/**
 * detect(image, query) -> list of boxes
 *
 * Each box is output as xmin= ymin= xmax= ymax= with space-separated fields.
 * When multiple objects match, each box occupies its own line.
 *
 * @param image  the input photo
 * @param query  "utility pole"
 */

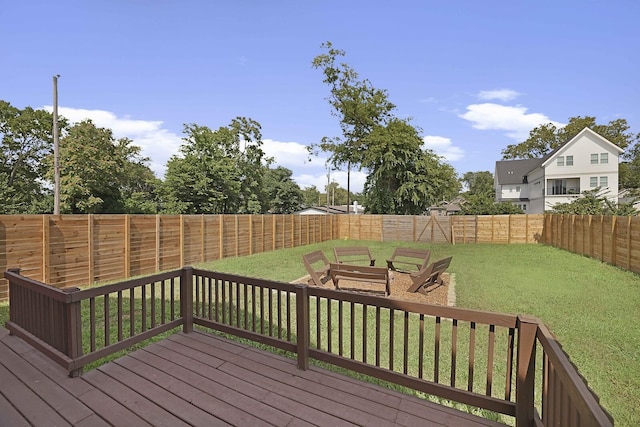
xmin=53 ymin=75 xmax=60 ymax=215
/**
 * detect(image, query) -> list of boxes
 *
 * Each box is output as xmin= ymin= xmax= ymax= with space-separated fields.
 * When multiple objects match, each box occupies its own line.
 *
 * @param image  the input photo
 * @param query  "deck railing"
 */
xmin=4 ymin=267 xmax=613 ymax=426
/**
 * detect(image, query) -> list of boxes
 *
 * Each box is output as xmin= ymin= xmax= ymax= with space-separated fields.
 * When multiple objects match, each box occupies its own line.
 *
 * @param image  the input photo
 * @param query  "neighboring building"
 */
xmin=495 ymin=127 xmax=624 ymax=213
xmin=296 ymin=203 xmax=365 ymax=215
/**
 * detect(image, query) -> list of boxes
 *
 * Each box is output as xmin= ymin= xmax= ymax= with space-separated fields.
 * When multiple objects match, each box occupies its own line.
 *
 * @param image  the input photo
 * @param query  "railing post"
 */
xmin=295 ymin=284 xmax=309 ymax=370
xmin=516 ymin=315 xmax=538 ymax=426
xmin=62 ymin=287 xmax=83 ymax=377
xmin=7 ymin=268 xmax=21 ymax=330
xmin=181 ymin=266 xmax=193 ymax=333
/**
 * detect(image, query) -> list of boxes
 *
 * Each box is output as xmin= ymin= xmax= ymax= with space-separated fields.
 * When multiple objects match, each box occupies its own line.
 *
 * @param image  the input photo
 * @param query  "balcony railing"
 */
xmin=4 ymin=267 xmax=613 ymax=426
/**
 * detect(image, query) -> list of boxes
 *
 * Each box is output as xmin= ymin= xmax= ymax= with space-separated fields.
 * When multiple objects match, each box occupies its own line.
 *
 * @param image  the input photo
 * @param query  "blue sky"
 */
xmin=2 ymin=0 xmax=639 ymax=193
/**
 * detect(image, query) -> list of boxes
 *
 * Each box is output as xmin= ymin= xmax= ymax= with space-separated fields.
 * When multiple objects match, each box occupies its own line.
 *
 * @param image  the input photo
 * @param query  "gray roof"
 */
xmin=495 ymin=158 xmax=543 ymax=185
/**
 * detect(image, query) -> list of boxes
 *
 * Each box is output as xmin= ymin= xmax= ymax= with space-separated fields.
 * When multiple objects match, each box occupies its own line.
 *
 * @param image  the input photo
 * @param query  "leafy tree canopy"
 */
xmin=0 ymin=100 xmax=66 ymax=213
xmin=461 ymin=171 xmax=494 ymax=197
xmin=501 ymin=116 xmax=637 ymax=159
xmin=163 ymin=117 xmax=271 ymax=214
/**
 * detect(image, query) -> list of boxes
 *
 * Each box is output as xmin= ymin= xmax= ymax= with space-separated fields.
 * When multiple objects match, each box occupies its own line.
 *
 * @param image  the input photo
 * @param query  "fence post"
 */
xmin=181 ymin=266 xmax=193 ymax=333
xmin=295 ymin=284 xmax=309 ymax=370
xmin=516 ymin=315 xmax=538 ymax=426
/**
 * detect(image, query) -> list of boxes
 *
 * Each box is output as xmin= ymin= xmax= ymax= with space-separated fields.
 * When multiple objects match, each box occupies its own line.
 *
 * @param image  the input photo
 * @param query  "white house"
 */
xmin=495 ymin=127 xmax=624 ymax=213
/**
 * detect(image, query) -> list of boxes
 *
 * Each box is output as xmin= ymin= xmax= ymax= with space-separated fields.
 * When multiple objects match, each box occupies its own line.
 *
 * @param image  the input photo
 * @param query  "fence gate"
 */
xmin=415 ymin=216 xmax=451 ymax=243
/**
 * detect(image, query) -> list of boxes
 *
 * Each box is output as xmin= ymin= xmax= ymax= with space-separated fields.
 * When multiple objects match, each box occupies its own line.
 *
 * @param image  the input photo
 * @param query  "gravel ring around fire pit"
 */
xmin=292 ymin=271 xmax=455 ymax=306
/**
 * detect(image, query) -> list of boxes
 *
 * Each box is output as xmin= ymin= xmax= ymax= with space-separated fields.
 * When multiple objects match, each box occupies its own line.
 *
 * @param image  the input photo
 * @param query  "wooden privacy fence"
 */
xmin=0 ymin=214 xmax=336 ymax=301
xmin=0 ymin=214 xmax=546 ymax=302
xmin=542 ymin=214 xmax=640 ymax=274
xmin=339 ymin=214 xmax=544 ymax=244
xmin=5 ymin=267 xmax=614 ymax=426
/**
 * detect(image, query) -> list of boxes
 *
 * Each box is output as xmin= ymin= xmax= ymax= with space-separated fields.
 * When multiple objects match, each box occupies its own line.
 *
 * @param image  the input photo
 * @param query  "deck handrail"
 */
xmin=4 ymin=267 xmax=613 ymax=426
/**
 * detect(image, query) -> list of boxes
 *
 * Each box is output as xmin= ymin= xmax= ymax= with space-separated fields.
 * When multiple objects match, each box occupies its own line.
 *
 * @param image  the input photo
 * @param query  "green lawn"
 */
xmin=2 ymin=240 xmax=638 ymax=425
xmin=194 ymin=241 xmax=640 ymax=426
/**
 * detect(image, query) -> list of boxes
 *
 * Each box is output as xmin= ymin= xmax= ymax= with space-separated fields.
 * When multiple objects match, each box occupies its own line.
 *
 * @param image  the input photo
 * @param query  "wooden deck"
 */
xmin=0 ymin=327 xmax=506 ymax=427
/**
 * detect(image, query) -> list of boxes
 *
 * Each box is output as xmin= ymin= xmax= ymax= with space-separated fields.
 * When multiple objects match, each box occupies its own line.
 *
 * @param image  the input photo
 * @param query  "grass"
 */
xmin=195 ymin=240 xmax=640 ymax=426
xmin=2 ymin=240 xmax=638 ymax=425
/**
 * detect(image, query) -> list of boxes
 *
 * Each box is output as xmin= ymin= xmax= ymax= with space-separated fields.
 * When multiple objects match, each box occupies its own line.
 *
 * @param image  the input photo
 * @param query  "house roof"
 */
xmin=495 ymin=158 xmax=543 ymax=185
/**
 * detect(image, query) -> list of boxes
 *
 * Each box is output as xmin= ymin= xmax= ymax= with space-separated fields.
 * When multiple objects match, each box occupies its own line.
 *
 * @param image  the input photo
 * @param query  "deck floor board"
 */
xmin=0 ymin=327 xmax=507 ymax=426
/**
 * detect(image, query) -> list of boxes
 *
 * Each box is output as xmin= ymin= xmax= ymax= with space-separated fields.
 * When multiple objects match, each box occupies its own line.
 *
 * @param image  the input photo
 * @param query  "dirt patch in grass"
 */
xmin=293 ymin=272 xmax=452 ymax=306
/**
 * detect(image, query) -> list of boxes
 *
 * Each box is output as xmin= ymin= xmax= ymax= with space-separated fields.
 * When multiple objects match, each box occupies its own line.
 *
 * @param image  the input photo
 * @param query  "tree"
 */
xmin=551 ymin=188 xmax=637 ymax=216
xmin=163 ymin=117 xmax=270 ymax=214
xmin=461 ymin=171 xmax=494 ymax=198
xmin=361 ymin=118 xmax=460 ymax=214
xmin=53 ymin=120 xmax=148 ymax=213
xmin=301 ymin=186 xmax=321 ymax=207
xmin=261 ymin=167 xmax=303 ymax=214
xmin=0 ymin=101 xmax=65 ymax=213
xmin=460 ymin=196 xmax=523 ymax=215
xmin=502 ymin=117 xmax=637 ymax=160
xmin=311 ymin=42 xmax=395 ymax=207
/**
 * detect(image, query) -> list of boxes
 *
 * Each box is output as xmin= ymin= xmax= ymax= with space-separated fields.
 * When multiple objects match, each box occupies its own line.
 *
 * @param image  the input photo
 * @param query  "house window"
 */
xmin=566 ymin=155 xmax=573 ymax=166
xmin=557 ymin=156 xmax=564 ymax=166
xmin=515 ymin=185 xmax=521 ymax=192
xmin=600 ymin=153 xmax=608 ymax=164
xmin=590 ymin=177 xmax=598 ymax=187
xmin=591 ymin=154 xmax=599 ymax=164
xmin=522 ymin=204 xmax=527 ymax=211
xmin=600 ymin=176 xmax=608 ymax=187
xmin=551 ymin=179 xmax=567 ymax=195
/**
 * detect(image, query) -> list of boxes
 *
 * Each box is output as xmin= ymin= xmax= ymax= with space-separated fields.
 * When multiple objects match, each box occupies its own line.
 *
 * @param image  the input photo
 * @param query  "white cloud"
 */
xmin=44 ymin=106 xmax=182 ymax=178
xmin=422 ymin=135 xmax=465 ymax=162
xmin=477 ymin=89 xmax=521 ymax=102
xmin=459 ymin=103 xmax=563 ymax=141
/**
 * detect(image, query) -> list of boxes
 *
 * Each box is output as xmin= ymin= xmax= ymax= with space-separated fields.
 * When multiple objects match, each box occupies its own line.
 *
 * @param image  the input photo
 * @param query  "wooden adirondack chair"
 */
xmin=333 ymin=246 xmax=375 ymax=266
xmin=386 ymin=247 xmax=431 ymax=273
xmin=302 ymin=250 xmax=331 ymax=286
xmin=406 ymin=256 xmax=452 ymax=294
xmin=329 ymin=263 xmax=391 ymax=296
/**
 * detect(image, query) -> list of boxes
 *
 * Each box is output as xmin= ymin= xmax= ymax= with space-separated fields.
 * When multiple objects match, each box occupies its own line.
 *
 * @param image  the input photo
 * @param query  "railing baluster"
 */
xmin=362 ymin=304 xmax=367 ymax=364
xmin=268 ymin=285 xmax=273 ymax=336
xmin=403 ymin=311 xmax=409 ymax=375
xmin=251 ymin=284 xmax=256 ymax=332
xmin=117 ymin=291 xmax=123 ymax=342
xmin=338 ymin=300 xmax=343 ymax=356
xmin=315 ymin=295 xmax=320 ymax=349
xmin=277 ymin=287 xmax=282 ymax=339
xmin=327 ymin=298 xmax=332 ymax=353
xmin=468 ymin=321 xmax=476 ymax=392
xmin=389 ymin=308 xmax=394 ymax=371
xmin=141 ymin=285 xmax=147 ymax=332
xmin=104 ymin=294 xmax=110 ymax=347
xmin=486 ymin=324 xmax=495 ymax=396
xmin=207 ymin=277 xmax=213 ymax=320
xmin=229 ymin=280 xmax=234 ymax=326
xmin=235 ymin=281 xmax=241 ymax=328
xmin=350 ymin=301 xmax=355 ymax=359
xmin=434 ymin=316 xmax=441 ymax=383
xmin=244 ymin=283 xmax=249 ymax=330
xmin=129 ymin=287 xmax=135 ymax=337
xmin=418 ymin=314 xmax=424 ymax=379
xmin=150 ymin=282 xmax=156 ymax=329
xmin=375 ymin=306 xmax=381 ymax=367
xmin=215 ymin=279 xmax=220 ymax=323
xmin=505 ymin=327 xmax=515 ymax=400
xmin=90 ymin=297 xmax=96 ymax=352
xmin=170 ymin=278 xmax=175 ymax=321
xmin=161 ymin=280 xmax=166 ymax=324
xmin=194 ymin=276 xmax=200 ymax=318
xmin=451 ymin=319 xmax=458 ymax=387
xmin=286 ymin=290 xmax=291 ymax=341
xmin=221 ymin=279 xmax=227 ymax=324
